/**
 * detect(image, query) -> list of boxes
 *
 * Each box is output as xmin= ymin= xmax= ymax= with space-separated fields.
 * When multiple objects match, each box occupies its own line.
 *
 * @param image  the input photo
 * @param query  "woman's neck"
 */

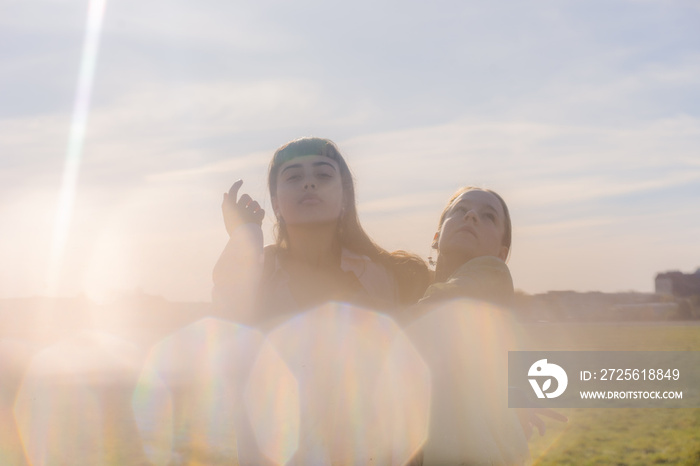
xmin=434 ymin=252 xmax=473 ymax=283
xmin=284 ymin=222 xmax=340 ymax=268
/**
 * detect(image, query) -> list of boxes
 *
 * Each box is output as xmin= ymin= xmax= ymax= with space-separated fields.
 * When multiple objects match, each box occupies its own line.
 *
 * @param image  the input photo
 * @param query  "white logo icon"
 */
xmin=528 ymin=359 xmax=568 ymax=399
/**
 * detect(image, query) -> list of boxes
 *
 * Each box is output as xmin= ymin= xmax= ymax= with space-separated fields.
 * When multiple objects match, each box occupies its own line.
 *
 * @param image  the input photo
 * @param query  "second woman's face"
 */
xmin=273 ymin=155 xmax=344 ymax=225
xmin=437 ymin=189 xmax=509 ymax=262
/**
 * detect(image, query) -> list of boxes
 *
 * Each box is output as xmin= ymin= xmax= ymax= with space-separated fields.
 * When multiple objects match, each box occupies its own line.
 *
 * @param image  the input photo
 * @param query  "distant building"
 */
xmin=655 ymin=268 xmax=700 ymax=297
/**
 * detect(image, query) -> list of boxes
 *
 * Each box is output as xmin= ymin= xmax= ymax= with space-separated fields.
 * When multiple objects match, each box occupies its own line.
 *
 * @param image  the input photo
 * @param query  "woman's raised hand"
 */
xmin=222 ymin=180 xmax=265 ymax=235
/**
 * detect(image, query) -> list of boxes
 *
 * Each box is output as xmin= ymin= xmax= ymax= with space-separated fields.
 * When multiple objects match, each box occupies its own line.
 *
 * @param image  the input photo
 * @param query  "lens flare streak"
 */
xmin=48 ymin=0 xmax=107 ymax=294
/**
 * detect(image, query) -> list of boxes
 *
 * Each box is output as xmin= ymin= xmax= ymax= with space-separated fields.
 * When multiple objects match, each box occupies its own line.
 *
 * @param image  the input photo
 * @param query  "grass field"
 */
xmin=518 ymin=322 xmax=700 ymax=465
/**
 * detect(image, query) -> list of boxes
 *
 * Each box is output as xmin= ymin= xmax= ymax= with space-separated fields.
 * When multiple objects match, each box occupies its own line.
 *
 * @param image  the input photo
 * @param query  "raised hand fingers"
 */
xmin=546 ymin=409 xmax=568 ymax=422
xmin=222 ymin=184 xmax=265 ymax=233
xmin=222 ymin=179 xmax=265 ymax=234
xmin=241 ymin=198 xmax=265 ymax=225
xmin=527 ymin=408 xmax=568 ymax=438
xmin=228 ymin=179 xmax=243 ymax=201
xmin=516 ymin=408 xmax=533 ymax=440
xmin=248 ymin=200 xmax=262 ymax=213
xmin=532 ymin=413 xmax=546 ymax=436
xmin=535 ymin=408 xmax=568 ymax=423
xmin=255 ymin=208 xmax=265 ymax=223
xmin=238 ymin=193 xmax=253 ymax=208
xmin=251 ymin=204 xmax=265 ymax=224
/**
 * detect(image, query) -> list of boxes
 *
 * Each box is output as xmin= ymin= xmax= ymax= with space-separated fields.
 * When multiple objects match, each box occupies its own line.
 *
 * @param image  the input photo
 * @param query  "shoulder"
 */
xmin=422 ymin=256 xmax=514 ymax=306
xmin=452 ymin=256 xmax=512 ymax=282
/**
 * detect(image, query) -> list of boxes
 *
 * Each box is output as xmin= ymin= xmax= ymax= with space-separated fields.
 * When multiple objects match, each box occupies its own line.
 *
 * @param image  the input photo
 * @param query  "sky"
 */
xmin=1 ymin=0 xmax=699 ymax=302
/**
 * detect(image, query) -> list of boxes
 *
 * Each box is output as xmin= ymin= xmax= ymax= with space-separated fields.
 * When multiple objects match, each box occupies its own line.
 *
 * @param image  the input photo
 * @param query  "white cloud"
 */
xmin=87 ymin=79 xmax=324 ymax=140
xmin=510 ymin=170 xmax=700 ymax=208
xmin=358 ymin=191 xmax=448 ymax=215
xmin=146 ymin=150 xmax=269 ymax=182
xmin=102 ymin=0 xmax=299 ymax=52
xmin=343 ymin=116 xmax=700 ymax=197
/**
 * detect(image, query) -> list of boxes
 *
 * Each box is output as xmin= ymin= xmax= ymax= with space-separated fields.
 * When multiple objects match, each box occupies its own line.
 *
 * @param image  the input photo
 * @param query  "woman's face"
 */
xmin=273 ymin=155 xmax=344 ymax=225
xmin=437 ymin=189 xmax=509 ymax=262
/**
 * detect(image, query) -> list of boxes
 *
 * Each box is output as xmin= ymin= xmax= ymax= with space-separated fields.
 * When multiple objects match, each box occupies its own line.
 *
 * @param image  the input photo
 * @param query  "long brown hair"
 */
xmin=268 ymin=137 xmax=430 ymax=305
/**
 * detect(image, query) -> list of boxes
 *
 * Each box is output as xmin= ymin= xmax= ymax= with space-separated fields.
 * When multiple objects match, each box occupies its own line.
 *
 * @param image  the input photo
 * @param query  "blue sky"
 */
xmin=1 ymin=0 xmax=699 ymax=301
